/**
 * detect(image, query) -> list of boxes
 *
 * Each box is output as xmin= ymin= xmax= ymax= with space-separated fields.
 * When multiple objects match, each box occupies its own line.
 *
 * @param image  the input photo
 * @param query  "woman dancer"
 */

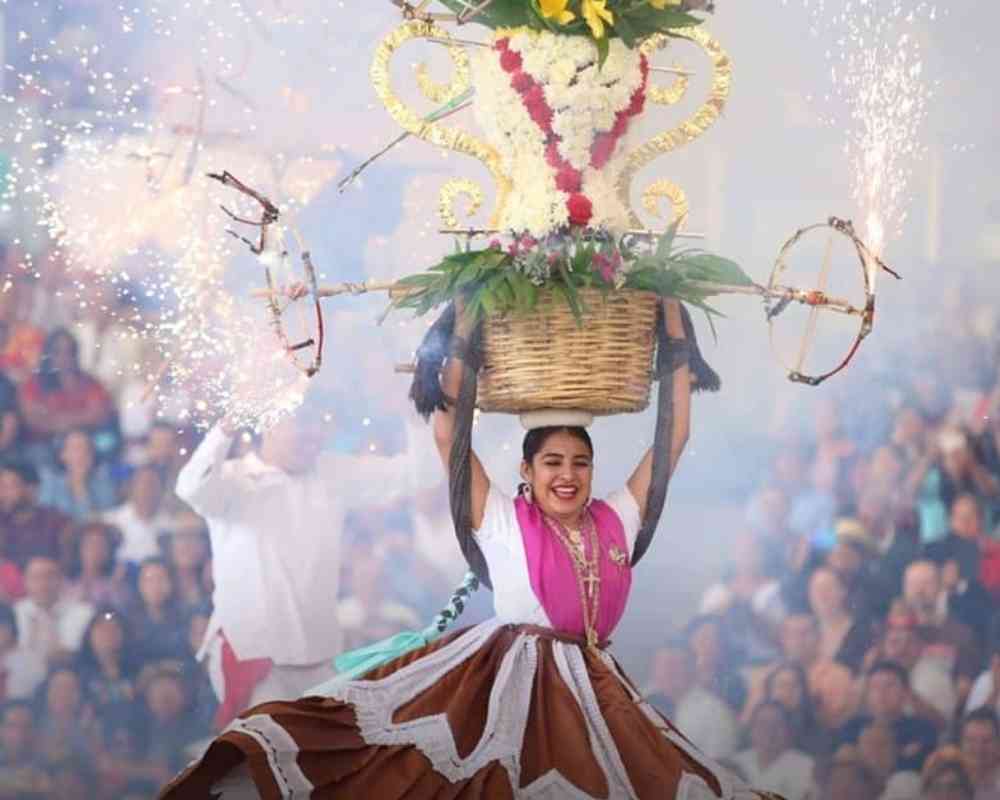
xmin=161 ymin=299 xmax=781 ymax=800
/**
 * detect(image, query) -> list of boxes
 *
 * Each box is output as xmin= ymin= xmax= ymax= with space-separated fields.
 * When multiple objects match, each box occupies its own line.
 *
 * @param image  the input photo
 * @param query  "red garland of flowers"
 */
xmin=495 ymin=38 xmax=648 ymax=228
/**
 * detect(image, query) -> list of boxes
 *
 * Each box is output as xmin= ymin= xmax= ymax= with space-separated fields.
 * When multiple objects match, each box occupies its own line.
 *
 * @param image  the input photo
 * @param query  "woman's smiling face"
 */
xmin=522 ymin=430 xmax=594 ymax=524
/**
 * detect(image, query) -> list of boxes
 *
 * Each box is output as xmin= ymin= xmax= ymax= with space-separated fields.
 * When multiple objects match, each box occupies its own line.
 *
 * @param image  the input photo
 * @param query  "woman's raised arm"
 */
xmin=626 ymin=299 xmax=692 ymax=520
xmin=433 ymin=303 xmax=491 ymax=530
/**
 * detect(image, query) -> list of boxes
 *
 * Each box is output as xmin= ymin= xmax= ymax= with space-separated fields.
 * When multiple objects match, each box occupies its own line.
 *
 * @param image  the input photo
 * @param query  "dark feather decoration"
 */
xmin=680 ymin=303 xmax=721 ymax=393
xmin=409 ymin=302 xmax=457 ymax=420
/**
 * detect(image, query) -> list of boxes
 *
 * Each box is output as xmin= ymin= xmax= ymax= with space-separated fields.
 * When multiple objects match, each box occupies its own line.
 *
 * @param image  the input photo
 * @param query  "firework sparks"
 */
xmin=788 ymin=0 xmax=935 ymax=290
xmin=0 ymin=1 xmax=341 ymax=431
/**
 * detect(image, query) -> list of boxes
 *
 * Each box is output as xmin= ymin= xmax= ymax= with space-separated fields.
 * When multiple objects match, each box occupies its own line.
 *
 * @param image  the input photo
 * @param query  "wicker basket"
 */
xmin=477 ymin=289 xmax=659 ymax=415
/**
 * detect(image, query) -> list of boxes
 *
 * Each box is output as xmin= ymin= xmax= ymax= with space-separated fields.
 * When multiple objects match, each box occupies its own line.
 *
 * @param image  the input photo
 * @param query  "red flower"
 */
xmin=500 ymin=48 xmax=523 ymax=73
xmin=555 ymin=165 xmax=582 ymax=193
xmin=593 ymin=253 xmax=616 ymax=283
xmin=612 ymin=110 xmax=629 ymax=138
xmin=545 ymin=141 xmax=562 ymax=168
xmin=522 ymin=86 xmax=553 ymax=133
xmin=567 ymin=194 xmax=593 ymax=226
xmin=511 ymin=72 xmax=535 ymax=94
xmin=627 ymin=87 xmax=646 ymax=117
xmin=639 ymin=55 xmax=649 ymax=77
xmin=590 ymin=132 xmax=617 ymax=169
xmin=522 ymin=83 xmax=545 ymax=109
xmin=494 ymin=38 xmax=510 ymax=52
xmin=593 ymin=250 xmax=623 ymax=283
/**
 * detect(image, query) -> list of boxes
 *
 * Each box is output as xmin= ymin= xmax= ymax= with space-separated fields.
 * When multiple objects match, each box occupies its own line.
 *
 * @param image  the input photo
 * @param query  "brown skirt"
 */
xmin=160 ymin=621 xmax=782 ymax=800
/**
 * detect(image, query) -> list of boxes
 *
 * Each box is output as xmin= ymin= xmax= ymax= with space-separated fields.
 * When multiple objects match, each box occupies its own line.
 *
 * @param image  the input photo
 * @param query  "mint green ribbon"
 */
xmin=332 ymin=624 xmax=440 ymax=681
xmin=305 ymin=573 xmax=480 ymax=697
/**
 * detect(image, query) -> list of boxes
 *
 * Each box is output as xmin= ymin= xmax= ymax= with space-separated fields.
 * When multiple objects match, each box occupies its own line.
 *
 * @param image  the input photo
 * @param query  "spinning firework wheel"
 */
xmin=766 ymin=216 xmax=900 ymax=387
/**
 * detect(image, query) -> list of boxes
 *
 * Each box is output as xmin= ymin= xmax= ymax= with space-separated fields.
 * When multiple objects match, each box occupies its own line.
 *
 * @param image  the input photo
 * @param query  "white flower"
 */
xmin=549 ymin=58 xmax=577 ymax=88
xmin=471 ymin=30 xmax=645 ymax=238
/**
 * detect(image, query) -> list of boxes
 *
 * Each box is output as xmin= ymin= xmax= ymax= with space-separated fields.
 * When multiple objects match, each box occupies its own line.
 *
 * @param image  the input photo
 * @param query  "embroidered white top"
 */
xmin=472 ymin=485 xmax=641 ymax=627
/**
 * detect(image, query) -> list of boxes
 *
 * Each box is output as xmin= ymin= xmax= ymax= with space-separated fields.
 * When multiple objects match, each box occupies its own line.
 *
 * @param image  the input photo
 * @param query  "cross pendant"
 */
xmin=582 ymin=570 xmax=599 ymax=598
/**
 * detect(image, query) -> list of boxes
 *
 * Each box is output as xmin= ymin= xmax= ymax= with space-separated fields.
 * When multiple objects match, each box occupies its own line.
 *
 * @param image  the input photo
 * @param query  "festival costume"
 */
xmin=161 ymin=487 xmax=775 ymax=800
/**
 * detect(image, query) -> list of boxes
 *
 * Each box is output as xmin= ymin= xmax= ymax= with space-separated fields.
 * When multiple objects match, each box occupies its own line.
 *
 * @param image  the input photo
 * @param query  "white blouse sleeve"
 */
xmin=473 ymin=484 xmax=519 ymax=545
xmin=605 ymin=487 xmax=642 ymax=557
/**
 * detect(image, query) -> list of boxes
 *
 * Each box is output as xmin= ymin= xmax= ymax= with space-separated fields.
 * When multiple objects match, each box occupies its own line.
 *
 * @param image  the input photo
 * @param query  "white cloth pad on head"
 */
xmin=519 ymin=410 xmax=595 ymax=430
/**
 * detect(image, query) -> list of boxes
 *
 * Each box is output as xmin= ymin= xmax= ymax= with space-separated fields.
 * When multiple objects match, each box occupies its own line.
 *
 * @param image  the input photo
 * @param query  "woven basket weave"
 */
xmin=477 ymin=288 xmax=659 ymax=415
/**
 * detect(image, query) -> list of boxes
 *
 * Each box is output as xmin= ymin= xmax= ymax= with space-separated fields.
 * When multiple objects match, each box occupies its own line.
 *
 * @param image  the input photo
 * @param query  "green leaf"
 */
xmin=496 ymin=276 xmax=516 ymax=310
xmin=677 ymin=254 xmax=754 ymax=287
xmin=615 ymin=15 xmax=639 ymax=48
xmin=505 ymin=272 xmax=531 ymax=313
xmin=552 ymin=283 xmax=583 ymax=324
xmin=480 ymin=287 xmax=497 ymax=316
xmin=557 ymin=264 xmax=587 ymax=321
xmin=393 ymin=273 xmax=437 ymax=287
xmin=617 ymin=6 xmax=702 ymax=40
xmin=465 ymin=290 xmax=484 ymax=322
xmin=595 ymin=35 xmax=610 ymax=69
xmin=702 ymin=308 xmax=719 ymax=342
xmin=435 ymin=0 xmax=535 ymax=28
xmin=655 ymin=217 xmax=682 ymax=260
xmin=453 ymin=261 xmax=482 ymax=288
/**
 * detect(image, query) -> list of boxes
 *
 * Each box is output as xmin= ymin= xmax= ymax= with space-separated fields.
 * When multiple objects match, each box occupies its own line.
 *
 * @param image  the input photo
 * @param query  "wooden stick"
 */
xmin=425 ymin=36 xmax=489 ymax=48
xmin=651 ymin=66 xmax=695 ymax=77
xmin=252 ymin=278 xmax=863 ymax=317
xmin=455 ymin=0 xmax=496 ymax=24
xmin=337 ymin=99 xmax=472 ymax=193
xmin=250 ymin=279 xmax=400 ymax=300
xmin=687 ymin=281 xmax=865 ymax=317
xmin=390 ymin=0 xmax=456 ymax=21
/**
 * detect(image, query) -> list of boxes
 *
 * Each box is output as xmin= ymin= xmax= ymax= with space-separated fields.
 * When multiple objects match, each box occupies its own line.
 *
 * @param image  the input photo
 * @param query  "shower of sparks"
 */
xmin=788 ymin=0 xmax=936 ymax=291
xmin=0 ymin=1 xmax=341 ymax=431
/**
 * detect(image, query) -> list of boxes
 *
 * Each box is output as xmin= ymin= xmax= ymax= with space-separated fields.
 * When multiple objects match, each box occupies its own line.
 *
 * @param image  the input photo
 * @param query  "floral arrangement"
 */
xmin=473 ymin=29 xmax=646 ymax=236
xmin=385 ymin=0 xmax=742 ymax=326
xmin=391 ymin=223 xmax=752 ymax=325
xmin=437 ymin=0 xmax=710 ymax=57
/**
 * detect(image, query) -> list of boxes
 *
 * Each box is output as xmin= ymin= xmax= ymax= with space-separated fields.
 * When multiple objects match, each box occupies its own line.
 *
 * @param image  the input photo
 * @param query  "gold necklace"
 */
xmin=546 ymin=512 xmax=601 ymax=650
xmin=565 ymin=524 xmax=583 ymax=548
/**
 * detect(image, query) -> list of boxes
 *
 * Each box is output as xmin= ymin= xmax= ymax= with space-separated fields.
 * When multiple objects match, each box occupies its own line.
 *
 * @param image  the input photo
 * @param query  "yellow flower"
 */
xmin=581 ymin=0 xmax=614 ymax=39
xmin=539 ymin=0 xmax=576 ymax=24
xmin=649 ymin=0 xmax=683 ymax=7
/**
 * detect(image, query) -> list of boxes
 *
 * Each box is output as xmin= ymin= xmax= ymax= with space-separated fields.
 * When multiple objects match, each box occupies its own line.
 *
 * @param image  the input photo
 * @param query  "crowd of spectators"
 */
xmin=641 ymin=276 xmax=1000 ymax=799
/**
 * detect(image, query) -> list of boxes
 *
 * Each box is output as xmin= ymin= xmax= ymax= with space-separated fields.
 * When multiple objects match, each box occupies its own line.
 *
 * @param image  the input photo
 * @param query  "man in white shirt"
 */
xmin=12 ymin=557 xmax=94 ymax=665
xmin=177 ymin=404 xmax=435 ymax=724
xmin=102 ymin=465 xmax=173 ymax=567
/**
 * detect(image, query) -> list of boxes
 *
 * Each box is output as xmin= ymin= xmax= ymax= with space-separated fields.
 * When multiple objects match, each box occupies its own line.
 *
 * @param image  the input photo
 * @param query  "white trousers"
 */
xmin=247 ymin=660 xmax=337 ymax=706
